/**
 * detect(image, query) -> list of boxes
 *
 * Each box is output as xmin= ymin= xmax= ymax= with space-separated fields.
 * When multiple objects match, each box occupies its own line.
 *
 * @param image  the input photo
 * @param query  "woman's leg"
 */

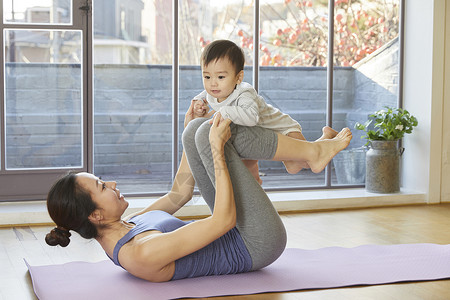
xmin=195 ymin=122 xmax=286 ymax=271
xmin=181 ymin=118 xmax=216 ymax=211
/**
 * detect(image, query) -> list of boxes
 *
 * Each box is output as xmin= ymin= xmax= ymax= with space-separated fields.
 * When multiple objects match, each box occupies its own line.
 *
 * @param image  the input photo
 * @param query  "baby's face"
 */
xmin=202 ymin=58 xmax=242 ymax=102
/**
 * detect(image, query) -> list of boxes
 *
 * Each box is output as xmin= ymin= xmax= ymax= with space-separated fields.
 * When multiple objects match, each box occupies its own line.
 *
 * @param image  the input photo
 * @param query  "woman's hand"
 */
xmin=209 ymin=113 xmax=232 ymax=150
xmin=184 ymin=100 xmax=197 ymax=128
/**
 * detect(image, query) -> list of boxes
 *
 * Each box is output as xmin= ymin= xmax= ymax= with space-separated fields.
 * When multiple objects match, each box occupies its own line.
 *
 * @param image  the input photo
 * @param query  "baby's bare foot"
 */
xmin=317 ymin=126 xmax=338 ymax=141
xmin=308 ymin=128 xmax=352 ymax=173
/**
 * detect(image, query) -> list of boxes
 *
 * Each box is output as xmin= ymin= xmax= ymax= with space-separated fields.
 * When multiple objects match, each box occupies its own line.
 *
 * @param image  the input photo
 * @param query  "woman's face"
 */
xmin=76 ymin=172 xmax=129 ymax=221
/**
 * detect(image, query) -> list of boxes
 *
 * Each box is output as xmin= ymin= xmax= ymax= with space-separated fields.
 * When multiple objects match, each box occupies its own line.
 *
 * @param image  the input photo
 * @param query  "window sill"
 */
xmin=171 ymin=188 xmax=427 ymax=217
xmin=0 ymin=188 xmax=427 ymax=226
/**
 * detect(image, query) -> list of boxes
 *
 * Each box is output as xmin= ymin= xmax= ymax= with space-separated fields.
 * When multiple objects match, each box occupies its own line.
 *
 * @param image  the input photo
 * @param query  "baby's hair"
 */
xmin=201 ymin=40 xmax=245 ymax=75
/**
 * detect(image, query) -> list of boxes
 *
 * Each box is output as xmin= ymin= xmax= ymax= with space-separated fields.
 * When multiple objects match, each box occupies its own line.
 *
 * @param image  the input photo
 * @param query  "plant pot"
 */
xmin=365 ymin=140 xmax=404 ymax=193
xmin=333 ymin=147 xmax=366 ymax=184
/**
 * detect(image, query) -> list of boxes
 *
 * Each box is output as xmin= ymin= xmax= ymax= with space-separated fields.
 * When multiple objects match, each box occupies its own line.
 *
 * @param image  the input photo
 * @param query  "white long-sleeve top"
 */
xmin=193 ymin=82 xmax=301 ymax=135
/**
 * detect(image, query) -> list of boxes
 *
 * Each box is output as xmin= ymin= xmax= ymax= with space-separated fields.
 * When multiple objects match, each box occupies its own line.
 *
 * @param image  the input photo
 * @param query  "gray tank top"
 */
xmin=109 ymin=210 xmax=252 ymax=280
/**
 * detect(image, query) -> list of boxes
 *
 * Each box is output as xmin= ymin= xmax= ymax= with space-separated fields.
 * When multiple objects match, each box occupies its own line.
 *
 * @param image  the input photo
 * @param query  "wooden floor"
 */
xmin=2 ymin=204 xmax=450 ymax=299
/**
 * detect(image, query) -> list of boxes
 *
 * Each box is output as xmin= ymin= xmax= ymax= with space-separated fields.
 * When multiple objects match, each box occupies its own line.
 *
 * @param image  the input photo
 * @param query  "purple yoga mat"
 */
xmin=27 ymin=244 xmax=450 ymax=300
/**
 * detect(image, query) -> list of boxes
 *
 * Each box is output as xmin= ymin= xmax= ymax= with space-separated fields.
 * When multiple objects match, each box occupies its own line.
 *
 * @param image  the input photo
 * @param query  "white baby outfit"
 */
xmin=194 ymin=82 xmax=301 ymax=135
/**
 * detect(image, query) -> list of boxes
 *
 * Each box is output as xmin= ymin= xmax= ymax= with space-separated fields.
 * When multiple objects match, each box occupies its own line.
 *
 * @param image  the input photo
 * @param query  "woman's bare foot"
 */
xmin=307 ymin=128 xmax=352 ymax=173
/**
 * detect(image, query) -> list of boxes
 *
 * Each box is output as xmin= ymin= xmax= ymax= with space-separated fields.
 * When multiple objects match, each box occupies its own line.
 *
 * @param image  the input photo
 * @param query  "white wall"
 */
xmin=442 ymin=1 xmax=450 ymax=202
xmin=402 ymin=0 xmax=446 ymax=203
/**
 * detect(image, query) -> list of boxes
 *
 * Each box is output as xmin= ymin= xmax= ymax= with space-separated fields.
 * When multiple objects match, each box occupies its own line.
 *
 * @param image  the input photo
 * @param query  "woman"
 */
xmin=46 ymin=101 xmax=351 ymax=282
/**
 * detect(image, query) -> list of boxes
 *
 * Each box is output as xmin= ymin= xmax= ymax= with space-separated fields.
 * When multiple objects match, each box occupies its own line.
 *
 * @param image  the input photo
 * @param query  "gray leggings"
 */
xmin=182 ymin=118 xmax=287 ymax=271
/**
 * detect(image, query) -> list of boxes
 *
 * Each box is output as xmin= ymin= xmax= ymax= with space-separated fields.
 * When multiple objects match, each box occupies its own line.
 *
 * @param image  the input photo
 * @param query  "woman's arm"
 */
xmin=124 ymin=100 xmax=204 ymax=220
xmin=207 ymin=115 xmax=236 ymax=226
xmin=123 ymin=151 xmax=195 ymax=220
xmin=122 ymin=114 xmax=236 ymax=282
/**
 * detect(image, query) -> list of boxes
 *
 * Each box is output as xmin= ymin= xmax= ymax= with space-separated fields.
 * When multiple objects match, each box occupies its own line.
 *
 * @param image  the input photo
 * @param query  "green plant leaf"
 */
xmin=354 ymin=106 xmax=418 ymax=141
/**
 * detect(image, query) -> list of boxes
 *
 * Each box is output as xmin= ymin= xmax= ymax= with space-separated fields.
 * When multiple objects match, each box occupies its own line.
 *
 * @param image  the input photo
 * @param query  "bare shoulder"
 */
xmin=118 ymin=232 xmax=176 ymax=282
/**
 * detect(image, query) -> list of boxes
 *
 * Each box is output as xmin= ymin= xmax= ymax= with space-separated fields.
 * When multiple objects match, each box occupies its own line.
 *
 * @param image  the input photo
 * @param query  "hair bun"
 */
xmin=45 ymin=226 xmax=71 ymax=247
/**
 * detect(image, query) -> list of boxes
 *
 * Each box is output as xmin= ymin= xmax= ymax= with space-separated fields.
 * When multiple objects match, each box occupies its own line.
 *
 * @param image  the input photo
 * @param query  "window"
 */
xmin=3 ymin=0 xmax=73 ymax=25
xmin=0 ymin=0 xmax=87 ymax=201
xmin=259 ymin=0 xmax=330 ymax=188
xmin=92 ymin=0 xmax=168 ymax=195
xmin=5 ymin=29 xmax=83 ymax=170
xmin=0 ymin=0 xmax=402 ymax=201
xmin=332 ymin=0 xmax=400 ymax=186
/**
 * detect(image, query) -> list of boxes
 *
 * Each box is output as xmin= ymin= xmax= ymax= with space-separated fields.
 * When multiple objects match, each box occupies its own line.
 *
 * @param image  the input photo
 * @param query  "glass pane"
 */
xmin=259 ymin=0 xmax=328 ymax=188
xmin=332 ymin=0 xmax=400 ymax=186
xmin=93 ymin=0 xmax=173 ymax=194
xmin=3 ymin=0 xmax=72 ymax=25
xmin=179 ymin=0 xmax=254 ymax=66
xmin=178 ymin=0 xmax=255 ymax=119
xmin=4 ymin=29 xmax=83 ymax=169
xmin=178 ymin=0 xmax=254 ymax=186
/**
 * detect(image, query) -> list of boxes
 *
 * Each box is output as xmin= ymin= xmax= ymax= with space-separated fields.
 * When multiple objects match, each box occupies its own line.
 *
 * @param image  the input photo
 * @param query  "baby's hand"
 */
xmin=193 ymin=99 xmax=209 ymax=117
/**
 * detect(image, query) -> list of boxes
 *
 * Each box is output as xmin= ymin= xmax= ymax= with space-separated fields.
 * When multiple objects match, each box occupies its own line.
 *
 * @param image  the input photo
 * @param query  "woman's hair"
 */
xmin=200 ymin=39 xmax=245 ymax=75
xmin=45 ymin=173 xmax=99 ymax=247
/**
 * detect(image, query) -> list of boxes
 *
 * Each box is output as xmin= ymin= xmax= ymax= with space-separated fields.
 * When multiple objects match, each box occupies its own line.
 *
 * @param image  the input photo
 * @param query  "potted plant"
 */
xmin=355 ymin=107 xmax=418 ymax=193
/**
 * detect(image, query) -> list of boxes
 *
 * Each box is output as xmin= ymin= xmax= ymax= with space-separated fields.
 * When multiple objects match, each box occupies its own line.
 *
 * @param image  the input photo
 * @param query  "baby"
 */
xmin=192 ymin=39 xmax=343 ymax=184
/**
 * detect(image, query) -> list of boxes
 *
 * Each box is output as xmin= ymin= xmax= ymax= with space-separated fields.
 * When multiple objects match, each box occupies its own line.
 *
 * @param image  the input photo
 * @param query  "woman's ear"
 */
xmin=88 ymin=209 xmax=103 ymax=224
